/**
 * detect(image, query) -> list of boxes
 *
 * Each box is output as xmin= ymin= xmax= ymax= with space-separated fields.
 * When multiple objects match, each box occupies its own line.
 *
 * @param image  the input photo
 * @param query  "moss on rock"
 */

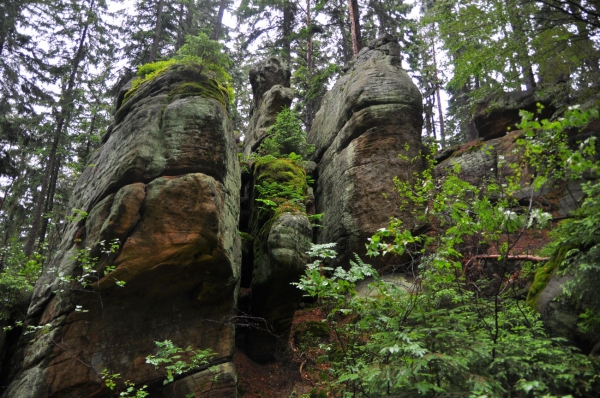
xmin=293 ymin=321 xmax=330 ymax=348
xmin=121 ymin=61 xmax=231 ymax=108
xmin=526 ymin=245 xmax=573 ymax=310
xmin=250 ymin=157 xmax=308 ymax=267
xmin=168 ymin=80 xmax=230 ymax=108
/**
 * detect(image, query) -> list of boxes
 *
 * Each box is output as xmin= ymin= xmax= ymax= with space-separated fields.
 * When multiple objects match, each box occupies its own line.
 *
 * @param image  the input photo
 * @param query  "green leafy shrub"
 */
xmin=258 ymin=108 xmax=315 ymax=159
xmin=0 ymin=240 xmax=42 ymax=322
xmin=295 ymin=244 xmax=599 ymax=397
xmin=146 ymin=340 xmax=216 ymax=385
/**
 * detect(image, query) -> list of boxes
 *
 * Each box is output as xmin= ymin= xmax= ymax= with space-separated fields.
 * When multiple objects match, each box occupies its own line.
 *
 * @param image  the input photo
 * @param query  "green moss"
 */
xmin=168 ymin=80 xmax=229 ymax=108
xmin=250 ymin=157 xmax=308 ymax=264
xmin=123 ymin=59 xmax=177 ymax=104
xmin=526 ymin=245 xmax=573 ymax=310
xmin=121 ymin=60 xmax=231 ymax=108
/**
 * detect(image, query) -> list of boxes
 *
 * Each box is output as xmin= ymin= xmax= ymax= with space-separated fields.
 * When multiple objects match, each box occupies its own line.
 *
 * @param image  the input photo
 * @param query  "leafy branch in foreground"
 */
xmin=146 ymin=340 xmax=216 ymax=385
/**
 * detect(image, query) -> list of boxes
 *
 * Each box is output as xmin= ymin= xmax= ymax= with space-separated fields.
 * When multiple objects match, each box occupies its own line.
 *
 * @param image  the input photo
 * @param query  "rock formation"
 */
xmin=2 ymin=64 xmax=241 ymax=397
xmin=307 ymin=34 xmax=423 ymax=269
xmin=472 ymin=89 xmax=555 ymax=141
xmin=242 ymin=57 xmax=294 ymax=155
xmin=0 ymin=36 xmax=459 ymax=395
xmin=436 ymin=117 xmax=600 ymax=355
xmin=237 ymin=59 xmax=312 ymax=362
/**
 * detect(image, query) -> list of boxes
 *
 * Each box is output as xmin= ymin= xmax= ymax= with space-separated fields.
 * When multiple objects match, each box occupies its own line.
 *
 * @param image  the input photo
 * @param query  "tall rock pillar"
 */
xmin=307 ymin=34 xmax=423 ymax=268
xmin=2 ymin=64 xmax=241 ymax=397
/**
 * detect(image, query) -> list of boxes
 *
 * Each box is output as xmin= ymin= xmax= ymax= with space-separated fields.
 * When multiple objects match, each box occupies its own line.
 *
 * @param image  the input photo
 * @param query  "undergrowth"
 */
xmin=292 ymin=105 xmax=600 ymax=397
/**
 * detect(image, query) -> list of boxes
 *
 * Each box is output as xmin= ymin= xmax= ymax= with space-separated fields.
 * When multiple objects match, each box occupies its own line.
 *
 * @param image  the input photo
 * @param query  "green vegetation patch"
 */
xmin=294 ymin=320 xmax=331 ymax=348
xmin=251 ymin=156 xmax=308 ymax=262
xmin=123 ymin=59 xmax=176 ymax=104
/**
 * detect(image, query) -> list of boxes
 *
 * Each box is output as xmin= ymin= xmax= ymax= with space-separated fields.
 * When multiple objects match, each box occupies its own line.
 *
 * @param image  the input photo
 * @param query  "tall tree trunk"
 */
xmin=373 ymin=0 xmax=389 ymax=35
xmin=424 ymin=98 xmax=434 ymax=140
xmin=335 ymin=5 xmax=353 ymax=63
xmin=568 ymin=0 xmax=600 ymax=82
xmin=149 ymin=0 xmax=165 ymax=63
xmin=282 ymin=0 xmax=293 ymax=63
xmin=24 ymin=1 xmax=93 ymax=257
xmin=305 ymin=0 xmax=315 ymax=131
xmin=432 ymin=40 xmax=446 ymax=147
xmin=212 ymin=0 xmax=228 ymax=40
xmin=175 ymin=0 xmax=187 ymax=50
xmin=348 ymin=0 xmax=361 ymax=56
xmin=37 ymin=157 xmax=60 ymax=252
xmin=506 ymin=0 xmax=537 ymax=89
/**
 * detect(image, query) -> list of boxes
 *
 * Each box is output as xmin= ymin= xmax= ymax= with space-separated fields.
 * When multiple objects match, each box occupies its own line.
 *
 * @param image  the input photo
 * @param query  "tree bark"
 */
xmin=348 ymin=0 xmax=362 ymax=56
xmin=432 ymin=40 xmax=446 ymax=147
xmin=148 ymin=0 xmax=165 ymax=62
xmin=37 ymin=156 xmax=60 ymax=252
xmin=334 ymin=4 xmax=353 ymax=63
xmin=24 ymin=0 xmax=94 ymax=257
xmin=212 ymin=0 xmax=228 ymax=40
xmin=305 ymin=0 xmax=315 ymax=131
xmin=506 ymin=0 xmax=537 ymax=89
xmin=175 ymin=0 xmax=187 ymax=50
xmin=282 ymin=0 xmax=293 ymax=63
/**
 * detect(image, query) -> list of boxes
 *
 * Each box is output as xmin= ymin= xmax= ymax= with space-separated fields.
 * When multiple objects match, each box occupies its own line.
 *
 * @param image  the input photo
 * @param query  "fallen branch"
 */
xmin=465 ymin=254 xmax=549 ymax=269
xmin=467 ymin=254 xmax=550 ymax=264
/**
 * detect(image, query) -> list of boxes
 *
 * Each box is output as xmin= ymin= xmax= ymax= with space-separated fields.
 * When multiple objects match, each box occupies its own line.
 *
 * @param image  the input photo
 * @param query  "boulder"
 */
xmin=307 ymin=34 xmax=423 ymax=269
xmin=435 ymin=130 xmax=591 ymax=215
xmin=2 ymin=65 xmax=241 ymax=397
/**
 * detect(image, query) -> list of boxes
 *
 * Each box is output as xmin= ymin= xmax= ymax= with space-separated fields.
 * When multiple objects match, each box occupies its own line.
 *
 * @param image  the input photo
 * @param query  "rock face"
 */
xmin=243 ymin=57 xmax=294 ymax=155
xmin=245 ymin=213 xmax=312 ymax=362
xmin=472 ymin=89 xmax=555 ymax=141
xmin=307 ymin=34 xmax=423 ymax=268
xmin=239 ymin=156 xmax=312 ymax=363
xmin=2 ymin=65 xmax=241 ymax=397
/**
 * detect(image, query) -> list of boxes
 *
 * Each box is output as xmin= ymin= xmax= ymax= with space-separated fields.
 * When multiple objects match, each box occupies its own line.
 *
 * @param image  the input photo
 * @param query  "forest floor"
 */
xmin=235 ymin=306 xmax=331 ymax=398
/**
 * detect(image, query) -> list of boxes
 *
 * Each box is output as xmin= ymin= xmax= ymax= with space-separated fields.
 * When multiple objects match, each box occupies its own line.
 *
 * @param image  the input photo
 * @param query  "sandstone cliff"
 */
xmin=2 ymin=64 xmax=241 ymax=397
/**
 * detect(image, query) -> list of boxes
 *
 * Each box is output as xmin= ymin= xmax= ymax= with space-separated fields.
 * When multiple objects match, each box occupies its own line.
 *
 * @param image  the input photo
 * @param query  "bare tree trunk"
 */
xmin=348 ymin=0 xmax=361 ymax=56
xmin=175 ymin=0 xmax=187 ymax=50
xmin=432 ymin=40 xmax=446 ymax=147
xmin=212 ymin=0 xmax=228 ymax=40
xmin=305 ymin=0 xmax=315 ymax=131
xmin=506 ymin=0 xmax=537 ymax=89
xmin=149 ymin=0 xmax=165 ymax=62
xmin=37 ymin=157 xmax=60 ymax=252
xmin=335 ymin=4 xmax=353 ymax=63
xmin=282 ymin=0 xmax=293 ymax=63
xmin=25 ymin=0 xmax=94 ymax=257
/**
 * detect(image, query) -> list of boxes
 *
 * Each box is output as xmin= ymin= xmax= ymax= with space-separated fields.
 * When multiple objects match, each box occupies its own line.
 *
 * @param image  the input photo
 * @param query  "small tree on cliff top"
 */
xmin=258 ymin=108 xmax=315 ymax=159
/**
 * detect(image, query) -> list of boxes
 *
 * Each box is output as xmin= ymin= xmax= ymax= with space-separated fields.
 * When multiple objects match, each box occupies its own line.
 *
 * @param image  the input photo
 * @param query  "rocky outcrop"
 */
xmin=243 ymin=57 xmax=294 ymax=155
xmin=434 ymin=130 xmax=592 ymax=215
xmin=2 ymin=64 xmax=241 ymax=397
xmin=472 ymin=89 xmax=555 ymax=141
xmin=307 ymin=34 xmax=423 ymax=269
